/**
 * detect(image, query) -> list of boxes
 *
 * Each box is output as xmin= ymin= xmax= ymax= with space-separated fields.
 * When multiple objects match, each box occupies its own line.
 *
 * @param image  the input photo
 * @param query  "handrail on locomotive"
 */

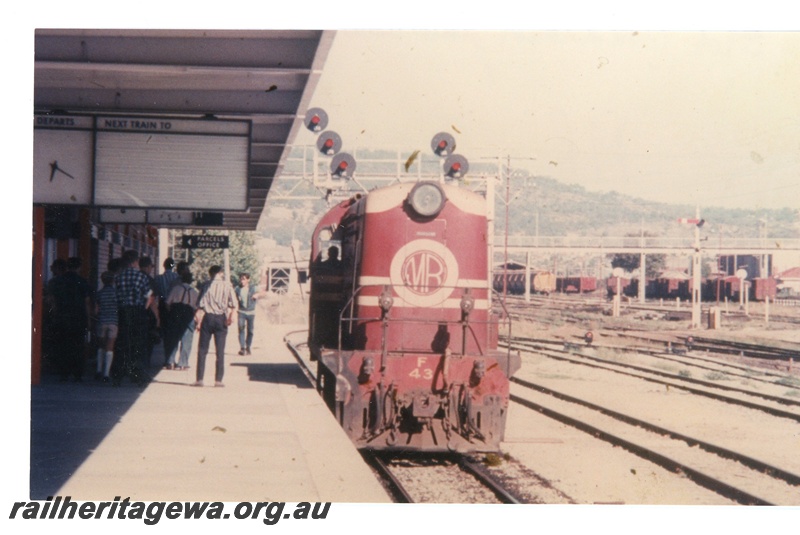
xmin=333 ymin=283 xmax=515 ymax=376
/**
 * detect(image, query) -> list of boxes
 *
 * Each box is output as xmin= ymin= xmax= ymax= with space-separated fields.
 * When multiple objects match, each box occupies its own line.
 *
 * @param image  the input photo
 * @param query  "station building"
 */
xmin=32 ymin=29 xmax=335 ymax=383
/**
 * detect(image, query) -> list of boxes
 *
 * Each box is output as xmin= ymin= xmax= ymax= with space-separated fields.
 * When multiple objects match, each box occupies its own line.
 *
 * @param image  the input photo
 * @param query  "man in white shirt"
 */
xmin=192 ymin=265 xmax=237 ymax=387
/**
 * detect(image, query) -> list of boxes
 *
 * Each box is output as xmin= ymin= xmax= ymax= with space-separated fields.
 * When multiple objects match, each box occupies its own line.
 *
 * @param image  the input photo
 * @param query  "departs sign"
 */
xmin=182 ymin=235 xmax=229 ymax=249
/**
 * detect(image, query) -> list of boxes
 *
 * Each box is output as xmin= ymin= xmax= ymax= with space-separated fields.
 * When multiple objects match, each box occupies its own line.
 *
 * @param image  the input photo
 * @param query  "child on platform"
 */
xmin=94 ymin=271 xmax=118 ymax=382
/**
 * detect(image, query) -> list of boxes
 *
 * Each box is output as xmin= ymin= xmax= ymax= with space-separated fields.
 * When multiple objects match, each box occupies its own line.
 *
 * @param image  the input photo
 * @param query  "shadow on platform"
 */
xmin=230 ymin=362 xmax=313 ymax=389
xmin=30 ymin=374 xmax=148 ymax=500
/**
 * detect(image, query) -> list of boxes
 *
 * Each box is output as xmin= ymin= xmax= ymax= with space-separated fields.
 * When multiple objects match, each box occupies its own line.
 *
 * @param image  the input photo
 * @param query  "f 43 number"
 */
xmin=409 ymin=357 xmax=433 ymax=380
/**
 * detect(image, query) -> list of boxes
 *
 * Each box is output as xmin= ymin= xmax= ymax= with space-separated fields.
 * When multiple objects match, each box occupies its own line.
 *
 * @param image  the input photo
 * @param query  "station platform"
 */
xmin=29 ymin=308 xmax=391 ymax=503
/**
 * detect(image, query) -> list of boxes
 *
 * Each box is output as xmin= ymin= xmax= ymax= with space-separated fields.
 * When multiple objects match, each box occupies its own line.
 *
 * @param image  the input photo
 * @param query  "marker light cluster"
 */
xmin=304 ymin=108 xmax=356 ymax=181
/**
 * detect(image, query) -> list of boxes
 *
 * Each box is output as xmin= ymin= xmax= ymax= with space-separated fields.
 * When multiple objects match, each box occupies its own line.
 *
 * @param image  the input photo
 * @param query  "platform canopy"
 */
xmin=33 ymin=29 xmax=335 ymax=230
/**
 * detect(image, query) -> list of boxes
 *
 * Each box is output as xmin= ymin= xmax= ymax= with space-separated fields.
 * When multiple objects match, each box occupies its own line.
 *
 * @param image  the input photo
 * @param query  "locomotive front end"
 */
xmin=311 ymin=180 xmax=519 ymax=452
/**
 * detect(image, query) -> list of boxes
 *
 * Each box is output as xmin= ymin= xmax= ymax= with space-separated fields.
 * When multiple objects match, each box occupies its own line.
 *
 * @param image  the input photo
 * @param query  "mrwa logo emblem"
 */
xmin=390 ymin=239 xmax=459 ymax=307
xmin=402 ymin=250 xmax=447 ymax=295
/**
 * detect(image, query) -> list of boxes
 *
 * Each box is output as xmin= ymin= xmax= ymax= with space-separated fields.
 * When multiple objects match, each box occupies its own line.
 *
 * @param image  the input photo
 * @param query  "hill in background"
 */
xmin=260 ymin=148 xmax=799 ymax=270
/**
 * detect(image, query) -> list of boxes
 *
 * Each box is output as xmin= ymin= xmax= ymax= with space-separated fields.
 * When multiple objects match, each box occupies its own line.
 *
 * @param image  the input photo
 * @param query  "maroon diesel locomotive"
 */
xmin=308 ymin=180 xmax=520 ymax=452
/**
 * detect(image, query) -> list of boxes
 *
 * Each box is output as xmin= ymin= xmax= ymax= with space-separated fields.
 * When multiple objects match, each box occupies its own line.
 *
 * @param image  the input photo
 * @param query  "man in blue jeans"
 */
xmin=193 ymin=265 xmax=237 ymax=387
xmin=235 ymin=273 xmax=266 ymax=355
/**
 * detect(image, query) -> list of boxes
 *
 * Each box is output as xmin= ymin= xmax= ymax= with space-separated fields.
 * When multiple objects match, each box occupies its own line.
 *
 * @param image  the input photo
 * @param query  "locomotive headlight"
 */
xmin=358 ymin=356 xmax=375 ymax=384
xmin=460 ymin=292 xmax=475 ymax=315
xmin=470 ymin=360 xmax=486 ymax=387
xmin=407 ymin=182 xmax=446 ymax=218
xmin=379 ymin=286 xmax=394 ymax=313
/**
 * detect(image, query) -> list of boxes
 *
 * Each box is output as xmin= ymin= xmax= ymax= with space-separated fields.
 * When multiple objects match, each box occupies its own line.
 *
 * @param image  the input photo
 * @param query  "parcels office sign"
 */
xmin=181 ymin=235 xmax=229 ymax=249
xmin=33 ymin=114 xmax=251 ymax=211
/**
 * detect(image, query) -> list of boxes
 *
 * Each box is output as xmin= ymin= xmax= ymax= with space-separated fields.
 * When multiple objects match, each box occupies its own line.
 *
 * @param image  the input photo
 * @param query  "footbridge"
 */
xmin=497 ymin=235 xmax=800 ymax=256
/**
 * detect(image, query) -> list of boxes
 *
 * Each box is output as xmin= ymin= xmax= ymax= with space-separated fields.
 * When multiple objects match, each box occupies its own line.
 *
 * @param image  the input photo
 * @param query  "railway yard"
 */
xmin=286 ymin=293 xmax=800 ymax=505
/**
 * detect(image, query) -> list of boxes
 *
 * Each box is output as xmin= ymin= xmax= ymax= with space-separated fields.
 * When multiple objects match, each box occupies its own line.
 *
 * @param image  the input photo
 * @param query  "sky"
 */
xmin=13 ymin=3 xmax=800 ymax=213
xmin=299 ymin=30 xmax=800 ymax=211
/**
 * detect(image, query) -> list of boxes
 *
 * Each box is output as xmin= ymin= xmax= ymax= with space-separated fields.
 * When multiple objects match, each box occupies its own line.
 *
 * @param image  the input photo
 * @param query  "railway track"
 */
xmin=509 ymin=378 xmax=800 ymax=505
xmin=611 ymin=331 xmax=800 ymax=362
xmin=360 ymin=451 xmax=525 ymax=504
xmin=518 ymin=334 xmax=800 ymax=391
xmin=503 ymin=339 xmax=800 ymax=422
xmin=512 ymin=376 xmax=800 ymax=488
xmin=674 ymin=336 xmax=798 ymax=361
xmin=500 ymin=293 xmax=800 ymax=330
xmin=513 ymin=335 xmax=793 ymax=387
xmin=286 ymin=331 xmax=528 ymax=504
xmin=285 ymin=328 xmax=799 ymax=503
xmin=360 ymin=451 xmax=414 ymax=503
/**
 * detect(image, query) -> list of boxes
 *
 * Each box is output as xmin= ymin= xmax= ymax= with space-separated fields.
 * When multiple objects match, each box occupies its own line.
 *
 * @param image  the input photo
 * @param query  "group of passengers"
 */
xmin=44 ymin=250 xmax=265 ymax=387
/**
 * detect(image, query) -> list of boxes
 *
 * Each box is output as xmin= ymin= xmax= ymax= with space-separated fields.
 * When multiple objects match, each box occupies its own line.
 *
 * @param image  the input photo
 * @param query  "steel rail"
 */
xmin=507 ymin=334 xmax=797 ymax=387
xmin=510 ymin=393 xmax=772 ymax=506
xmin=509 ymin=337 xmax=800 ymax=409
xmin=456 ymin=455 xmax=522 ymax=504
xmin=690 ymin=336 xmax=799 ymax=361
xmin=285 ymin=334 xmax=416 ymax=503
xmin=360 ymin=452 xmax=414 ymax=503
xmin=611 ymin=331 xmax=800 ymax=366
xmin=512 ymin=376 xmax=800 ymax=488
xmin=504 ymin=342 xmax=800 ymax=420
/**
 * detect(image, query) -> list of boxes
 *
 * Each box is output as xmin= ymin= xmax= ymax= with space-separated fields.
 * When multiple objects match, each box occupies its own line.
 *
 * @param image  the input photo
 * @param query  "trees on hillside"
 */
xmin=609 ymin=233 xmax=666 ymax=279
